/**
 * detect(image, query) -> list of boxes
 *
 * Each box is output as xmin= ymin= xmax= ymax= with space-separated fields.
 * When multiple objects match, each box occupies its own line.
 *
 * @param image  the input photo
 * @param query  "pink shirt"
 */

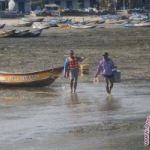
xmin=95 ymin=58 xmax=114 ymax=76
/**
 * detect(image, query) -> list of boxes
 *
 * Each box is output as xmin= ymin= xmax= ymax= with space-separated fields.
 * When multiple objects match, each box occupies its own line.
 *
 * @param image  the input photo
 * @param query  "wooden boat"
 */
xmin=13 ymin=22 xmax=33 ymax=27
xmin=0 ymin=66 xmax=63 ymax=87
xmin=23 ymin=29 xmax=43 ymax=37
xmin=13 ymin=29 xmax=30 ymax=37
xmin=57 ymin=23 xmax=70 ymax=28
xmin=0 ymin=29 xmax=16 ymax=38
xmin=22 ymin=17 xmax=44 ymax=22
xmin=123 ymin=22 xmax=150 ymax=27
xmin=0 ymin=24 xmax=5 ymax=29
xmin=32 ymin=22 xmax=50 ymax=29
xmin=71 ymin=24 xmax=96 ymax=29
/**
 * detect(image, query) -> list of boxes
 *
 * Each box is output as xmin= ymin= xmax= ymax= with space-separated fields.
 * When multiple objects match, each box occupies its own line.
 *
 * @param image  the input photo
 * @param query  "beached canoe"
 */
xmin=0 ymin=29 xmax=16 ymax=38
xmin=71 ymin=24 xmax=96 ymax=29
xmin=0 ymin=66 xmax=63 ymax=87
xmin=23 ymin=29 xmax=43 ymax=37
xmin=123 ymin=22 xmax=150 ymax=27
xmin=57 ymin=23 xmax=70 ymax=28
xmin=32 ymin=22 xmax=50 ymax=29
xmin=13 ymin=22 xmax=33 ymax=27
xmin=22 ymin=17 xmax=44 ymax=22
xmin=0 ymin=24 xmax=5 ymax=29
xmin=12 ymin=29 xmax=30 ymax=37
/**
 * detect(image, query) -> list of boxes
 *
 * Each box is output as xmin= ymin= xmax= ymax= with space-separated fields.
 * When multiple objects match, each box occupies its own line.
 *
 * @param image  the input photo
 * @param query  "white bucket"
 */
xmin=113 ymin=70 xmax=121 ymax=83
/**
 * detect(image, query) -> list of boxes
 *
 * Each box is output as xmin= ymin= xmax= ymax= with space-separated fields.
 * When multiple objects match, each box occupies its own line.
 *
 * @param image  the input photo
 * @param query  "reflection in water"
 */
xmin=1 ymin=97 xmax=21 ymax=103
xmin=67 ymin=93 xmax=81 ymax=139
xmin=70 ymin=93 xmax=79 ymax=105
xmin=0 ymin=86 xmax=59 ymax=103
xmin=101 ymin=95 xmax=121 ymax=112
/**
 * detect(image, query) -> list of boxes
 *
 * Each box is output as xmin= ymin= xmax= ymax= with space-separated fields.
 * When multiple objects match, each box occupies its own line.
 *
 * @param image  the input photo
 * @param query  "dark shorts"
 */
xmin=103 ymin=74 xmax=113 ymax=79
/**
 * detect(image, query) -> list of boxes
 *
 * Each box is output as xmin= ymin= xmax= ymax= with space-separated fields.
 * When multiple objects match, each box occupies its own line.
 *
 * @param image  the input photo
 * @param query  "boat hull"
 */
xmin=0 ymin=67 xmax=63 ymax=87
xmin=13 ymin=22 xmax=33 ymax=27
xmin=71 ymin=25 xmax=96 ymax=29
xmin=0 ymin=29 xmax=16 ymax=38
xmin=22 ymin=29 xmax=43 ymax=37
xmin=22 ymin=17 xmax=44 ymax=22
xmin=0 ymin=24 xmax=5 ymax=29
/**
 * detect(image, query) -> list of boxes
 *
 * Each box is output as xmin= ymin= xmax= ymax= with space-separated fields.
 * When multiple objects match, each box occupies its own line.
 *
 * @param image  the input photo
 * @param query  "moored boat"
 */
xmin=123 ymin=22 xmax=150 ymax=27
xmin=0 ymin=24 xmax=5 ymax=29
xmin=13 ymin=22 xmax=33 ymax=27
xmin=12 ymin=29 xmax=30 ymax=37
xmin=22 ymin=17 xmax=44 ymax=22
xmin=23 ymin=29 xmax=43 ymax=37
xmin=0 ymin=29 xmax=16 ymax=38
xmin=71 ymin=24 xmax=96 ymax=29
xmin=32 ymin=22 xmax=50 ymax=29
xmin=57 ymin=23 xmax=70 ymax=28
xmin=0 ymin=66 xmax=63 ymax=87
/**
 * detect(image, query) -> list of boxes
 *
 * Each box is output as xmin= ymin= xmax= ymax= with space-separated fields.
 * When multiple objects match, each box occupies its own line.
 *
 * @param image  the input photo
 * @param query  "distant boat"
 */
xmin=0 ymin=24 xmax=5 ymax=29
xmin=4 ymin=29 xmax=43 ymax=38
xmin=13 ymin=22 xmax=33 ymax=27
xmin=22 ymin=17 xmax=44 ymax=22
xmin=12 ymin=29 xmax=30 ymax=37
xmin=71 ymin=24 xmax=96 ymax=29
xmin=32 ymin=22 xmax=50 ymax=29
xmin=0 ymin=29 xmax=16 ymax=38
xmin=23 ymin=29 xmax=43 ymax=37
xmin=0 ymin=66 xmax=63 ymax=87
xmin=123 ymin=22 xmax=150 ymax=27
xmin=57 ymin=23 xmax=70 ymax=28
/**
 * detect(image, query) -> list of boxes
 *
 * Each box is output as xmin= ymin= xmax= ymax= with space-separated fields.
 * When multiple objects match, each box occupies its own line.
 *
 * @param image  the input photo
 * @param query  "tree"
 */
xmin=30 ymin=0 xmax=45 ymax=9
xmin=98 ymin=0 xmax=115 ymax=10
xmin=76 ymin=1 xmax=82 ymax=9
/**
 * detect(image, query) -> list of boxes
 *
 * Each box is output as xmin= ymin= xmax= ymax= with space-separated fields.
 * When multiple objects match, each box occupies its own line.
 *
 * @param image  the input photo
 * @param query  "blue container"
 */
xmin=112 ymin=69 xmax=121 ymax=83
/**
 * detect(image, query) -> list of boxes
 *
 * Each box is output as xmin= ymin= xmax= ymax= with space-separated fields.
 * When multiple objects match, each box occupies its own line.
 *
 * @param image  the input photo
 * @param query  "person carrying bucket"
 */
xmin=95 ymin=52 xmax=117 ymax=95
xmin=63 ymin=50 xmax=85 ymax=93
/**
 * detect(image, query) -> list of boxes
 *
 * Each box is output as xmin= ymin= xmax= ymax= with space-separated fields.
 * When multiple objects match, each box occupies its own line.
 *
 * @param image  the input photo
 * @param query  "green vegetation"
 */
xmin=30 ymin=0 xmax=45 ymax=9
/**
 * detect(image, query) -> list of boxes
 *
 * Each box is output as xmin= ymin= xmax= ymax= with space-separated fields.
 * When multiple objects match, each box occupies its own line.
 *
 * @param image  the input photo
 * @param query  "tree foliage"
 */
xmin=30 ymin=0 xmax=45 ymax=9
xmin=97 ymin=0 xmax=115 ymax=10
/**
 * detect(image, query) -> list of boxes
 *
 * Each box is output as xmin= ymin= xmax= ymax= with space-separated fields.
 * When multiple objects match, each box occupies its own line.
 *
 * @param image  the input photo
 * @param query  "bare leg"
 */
xmin=104 ymin=78 xmax=110 ymax=94
xmin=73 ymin=71 xmax=79 ymax=93
xmin=70 ymin=79 xmax=74 ymax=92
xmin=74 ymin=81 xmax=77 ymax=93
xmin=109 ymin=78 xmax=114 ymax=94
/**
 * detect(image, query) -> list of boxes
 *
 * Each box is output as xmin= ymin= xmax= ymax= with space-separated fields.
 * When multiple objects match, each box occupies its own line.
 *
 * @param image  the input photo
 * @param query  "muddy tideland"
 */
xmin=0 ymin=17 xmax=150 ymax=150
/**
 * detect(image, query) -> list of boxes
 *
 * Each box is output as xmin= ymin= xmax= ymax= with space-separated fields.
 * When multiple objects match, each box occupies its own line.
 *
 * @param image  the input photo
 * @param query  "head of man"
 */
xmin=103 ymin=52 xmax=109 ymax=60
xmin=69 ymin=50 xmax=74 ymax=58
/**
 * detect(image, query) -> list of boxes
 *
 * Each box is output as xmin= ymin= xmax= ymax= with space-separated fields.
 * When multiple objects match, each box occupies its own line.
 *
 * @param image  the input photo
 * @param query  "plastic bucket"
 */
xmin=80 ymin=64 xmax=89 ymax=74
xmin=113 ymin=70 xmax=121 ymax=83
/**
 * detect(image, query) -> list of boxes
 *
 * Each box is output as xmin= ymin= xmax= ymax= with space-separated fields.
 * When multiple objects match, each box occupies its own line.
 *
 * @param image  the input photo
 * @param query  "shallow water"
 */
xmin=0 ymin=80 xmax=150 ymax=150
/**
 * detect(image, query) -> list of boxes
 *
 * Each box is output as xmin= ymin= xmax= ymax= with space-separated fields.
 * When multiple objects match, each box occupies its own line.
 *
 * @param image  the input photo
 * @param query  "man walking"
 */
xmin=64 ymin=50 xmax=84 ymax=93
xmin=95 ymin=52 xmax=116 ymax=94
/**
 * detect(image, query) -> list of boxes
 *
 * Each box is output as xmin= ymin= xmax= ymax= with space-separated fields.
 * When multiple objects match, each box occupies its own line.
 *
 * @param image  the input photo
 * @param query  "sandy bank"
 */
xmin=0 ymin=15 xmax=101 ymax=26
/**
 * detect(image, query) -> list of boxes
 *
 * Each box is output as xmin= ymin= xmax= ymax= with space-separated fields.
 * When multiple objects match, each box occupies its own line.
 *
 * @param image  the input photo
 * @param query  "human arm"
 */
xmin=95 ymin=60 xmax=103 ymax=78
xmin=111 ymin=59 xmax=117 ymax=69
xmin=77 ymin=56 xmax=86 ymax=62
xmin=63 ymin=58 xmax=69 ymax=77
